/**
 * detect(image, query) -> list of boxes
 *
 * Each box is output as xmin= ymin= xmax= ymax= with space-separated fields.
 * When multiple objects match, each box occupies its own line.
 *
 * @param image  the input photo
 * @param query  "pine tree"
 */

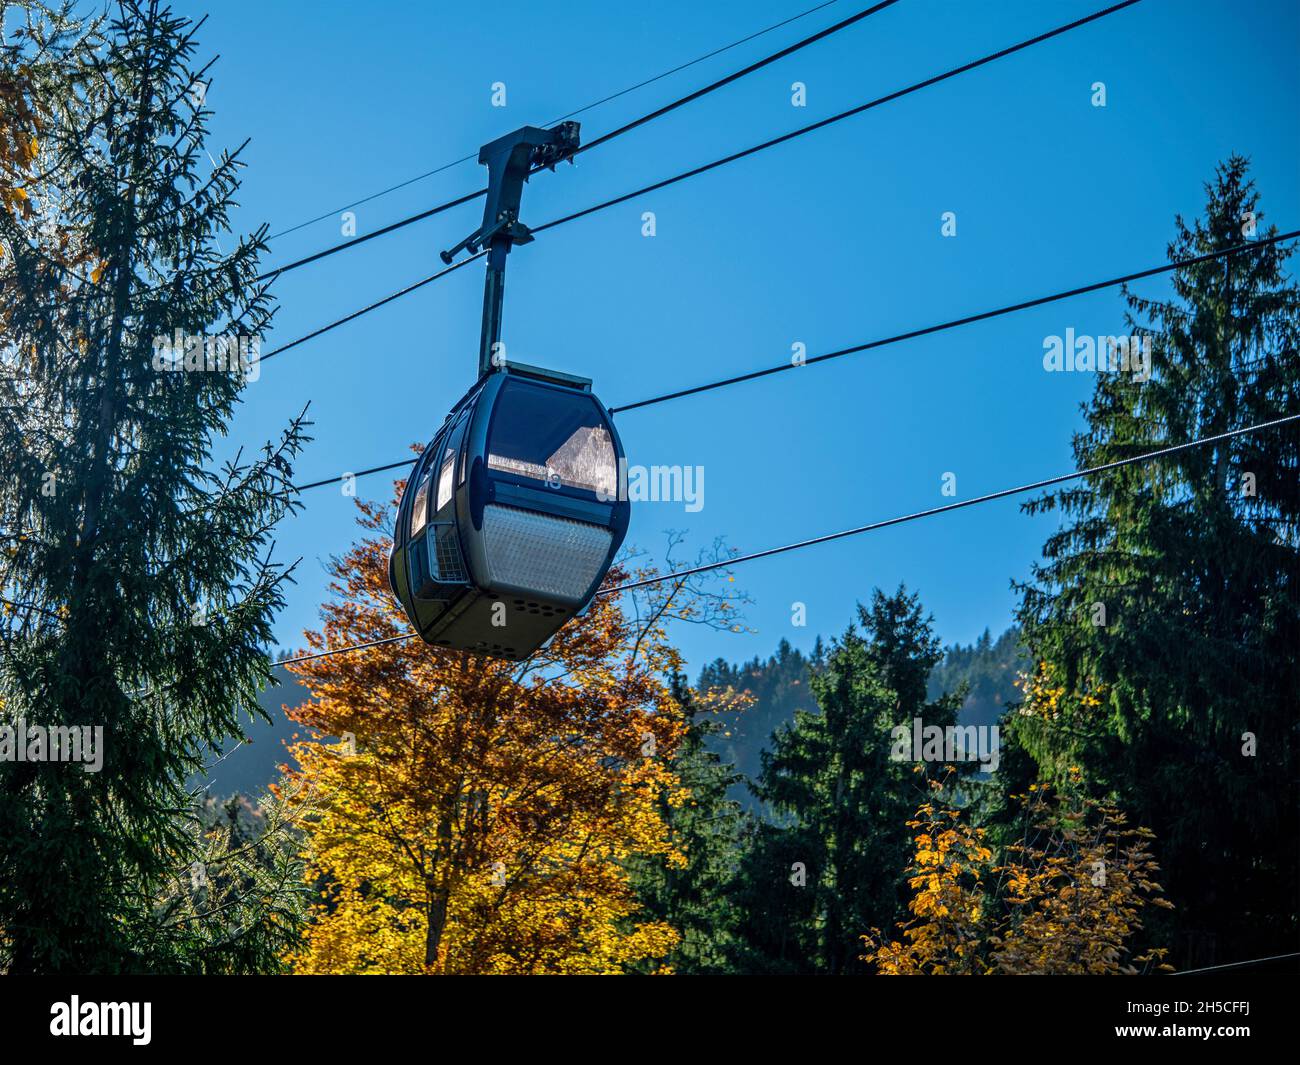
xmin=1013 ymin=157 xmax=1299 ymax=967
xmin=0 ymin=1 xmax=306 ymax=972
xmin=626 ymin=672 xmax=745 ymax=973
xmin=728 ymin=586 xmax=962 ymax=974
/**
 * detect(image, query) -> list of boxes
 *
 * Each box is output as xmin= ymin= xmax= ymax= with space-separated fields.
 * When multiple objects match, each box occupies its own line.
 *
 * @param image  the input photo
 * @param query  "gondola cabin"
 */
xmin=390 ymin=363 xmax=630 ymax=660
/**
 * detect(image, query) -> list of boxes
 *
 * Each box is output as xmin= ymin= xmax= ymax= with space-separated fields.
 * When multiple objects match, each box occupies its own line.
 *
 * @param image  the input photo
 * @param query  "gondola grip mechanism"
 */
xmin=438 ymin=122 xmax=581 ymax=376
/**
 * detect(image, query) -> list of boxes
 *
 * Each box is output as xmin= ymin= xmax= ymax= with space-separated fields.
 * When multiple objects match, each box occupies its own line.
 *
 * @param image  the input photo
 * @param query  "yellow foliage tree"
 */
xmin=864 ymin=772 xmax=1173 ymax=975
xmin=282 ymin=498 xmax=740 ymax=974
xmin=864 ymin=780 xmax=993 ymax=976
xmin=0 ymin=5 xmax=101 ymax=298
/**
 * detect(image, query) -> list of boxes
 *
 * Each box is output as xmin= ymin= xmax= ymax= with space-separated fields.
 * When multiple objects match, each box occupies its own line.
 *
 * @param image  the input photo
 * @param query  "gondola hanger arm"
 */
xmin=438 ymin=122 xmax=581 ymax=377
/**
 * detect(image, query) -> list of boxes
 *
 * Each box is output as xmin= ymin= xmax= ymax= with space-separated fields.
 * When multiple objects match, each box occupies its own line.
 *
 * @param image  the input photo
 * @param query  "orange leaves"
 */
xmin=0 ymin=67 xmax=40 ymax=221
xmin=863 ymin=777 xmax=1172 ymax=975
xmin=282 ymin=507 xmax=693 ymax=974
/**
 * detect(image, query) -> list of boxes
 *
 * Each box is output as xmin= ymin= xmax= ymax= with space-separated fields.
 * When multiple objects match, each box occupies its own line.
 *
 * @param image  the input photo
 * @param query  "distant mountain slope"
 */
xmin=195 ymin=666 xmax=312 ymax=799
xmin=697 ymin=626 xmax=1025 ymax=811
xmin=199 ymin=627 xmax=1026 ymax=803
xmin=696 ymin=638 xmax=819 ymax=810
xmin=926 ymin=626 xmax=1026 ymax=729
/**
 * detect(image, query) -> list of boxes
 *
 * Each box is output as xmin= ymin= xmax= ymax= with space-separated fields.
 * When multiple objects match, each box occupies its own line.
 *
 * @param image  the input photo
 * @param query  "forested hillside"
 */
xmin=700 ymin=625 xmax=1025 ymax=810
xmin=926 ymin=626 xmax=1027 ymax=728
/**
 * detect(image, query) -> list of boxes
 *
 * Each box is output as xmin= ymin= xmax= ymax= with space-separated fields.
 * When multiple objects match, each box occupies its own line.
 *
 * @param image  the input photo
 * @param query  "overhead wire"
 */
xmin=533 ymin=0 xmax=1142 ymax=236
xmin=274 ymin=411 xmax=1300 ymax=663
xmin=1168 ymin=951 xmax=1300 ymax=975
xmin=258 ymin=252 xmax=485 ymax=366
xmin=265 ymin=0 xmax=846 ymax=241
xmin=254 ymin=0 xmax=902 ymax=281
xmin=609 ymin=229 xmax=1300 ymax=413
xmin=572 ymin=0 xmax=901 ymax=157
xmin=256 ymin=0 xmax=1148 ymax=390
xmin=286 ymin=231 xmax=1297 ymax=491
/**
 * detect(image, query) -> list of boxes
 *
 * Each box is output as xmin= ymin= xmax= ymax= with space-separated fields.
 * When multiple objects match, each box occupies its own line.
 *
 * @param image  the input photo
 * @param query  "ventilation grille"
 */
xmin=430 ymin=523 xmax=467 ymax=583
xmin=482 ymin=504 xmax=611 ymax=603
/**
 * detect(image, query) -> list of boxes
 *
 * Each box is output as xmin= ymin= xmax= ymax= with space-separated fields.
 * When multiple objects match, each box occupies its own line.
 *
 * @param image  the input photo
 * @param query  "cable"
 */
xmin=258 ymin=251 xmax=485 ymax=365
xmin=575 ymin=0 xmax=900 ymax=157
xmin=277 ymin=633 xmax=416 ymax=666
xmin=254 ymin=187 xmax=486 ymax=283
xmin=266 ymin=0 xmax=844 ymax=241
xmin=602 ymin=412 xmax=1300 ymax=594
xmin=287 ymin=231 xmax=1295 ymax=492
xmin=1169 ymin=951 xmax=1300 ymax=975
xmin=292 ymin=457 xmax=422 ymax=494
xmin=254 ymin=0 xmax=900 ymax=282
xmin=256 ymin=0 xmax=1143 ymax=351
xmin=609 ymin=229 xmax=1300 ymax=413
xmin=267 ymin=160 xmax=481 ymax=245
xmin=273 ymin=412 xmax=1300 ymax=662
xmin=534 ymin=0 xmax=1141 ymax=235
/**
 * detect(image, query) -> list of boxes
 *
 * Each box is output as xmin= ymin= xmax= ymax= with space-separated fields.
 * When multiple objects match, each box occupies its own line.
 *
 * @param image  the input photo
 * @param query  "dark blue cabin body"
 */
xmin=390 ymin=365 xmax=630 ymax=660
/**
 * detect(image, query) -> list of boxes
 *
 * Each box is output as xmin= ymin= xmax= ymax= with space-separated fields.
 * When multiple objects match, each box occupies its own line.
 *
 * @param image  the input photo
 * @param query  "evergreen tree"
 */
xmin=0 ymin=1 xmax=306 ymax=972
xmin=1013 ymin=157 xmax=1299 ymax=967
xmin=728 ymin=587 xmax=962 ymax=974
xmin=626 ymin=673 xmax=745 ymax=973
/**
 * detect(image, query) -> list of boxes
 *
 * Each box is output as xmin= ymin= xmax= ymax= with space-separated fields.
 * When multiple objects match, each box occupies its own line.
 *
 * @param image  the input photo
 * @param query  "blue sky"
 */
xmin=195 ymin=0 xmax=1299 ymax=675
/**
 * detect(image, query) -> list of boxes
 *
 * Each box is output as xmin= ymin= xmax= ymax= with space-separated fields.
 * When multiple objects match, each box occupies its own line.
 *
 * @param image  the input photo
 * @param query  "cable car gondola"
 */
xmin=389 ymin=122 xmax=630 ymax=660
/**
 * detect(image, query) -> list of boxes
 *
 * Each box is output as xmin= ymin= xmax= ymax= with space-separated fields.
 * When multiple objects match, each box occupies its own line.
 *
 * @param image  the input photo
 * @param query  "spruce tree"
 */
xmin=729 ymin=587 xmax=962 ymax=974
xmin=1013 ymin=157 xmax=1299 ymax=966
xmin=626 ymin=673 xmax=744 ymax=973
xmin=0 ymin=1 xmax=306 ymax=972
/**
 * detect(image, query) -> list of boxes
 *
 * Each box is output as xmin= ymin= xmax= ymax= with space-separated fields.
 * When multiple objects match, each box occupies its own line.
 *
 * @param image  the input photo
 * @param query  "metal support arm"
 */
xmin=440 ymin=122 xmax=580 ymax=376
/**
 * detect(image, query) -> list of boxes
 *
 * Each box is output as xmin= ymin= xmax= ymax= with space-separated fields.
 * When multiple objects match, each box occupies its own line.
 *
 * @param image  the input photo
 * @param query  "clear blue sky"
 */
xmin=196 ymin=0 xmax=1299 ymax=674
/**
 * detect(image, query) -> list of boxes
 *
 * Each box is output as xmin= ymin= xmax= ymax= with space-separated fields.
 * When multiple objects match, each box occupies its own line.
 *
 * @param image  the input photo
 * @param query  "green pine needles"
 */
xmin=0 ymin=0 xmax=309 ymax=972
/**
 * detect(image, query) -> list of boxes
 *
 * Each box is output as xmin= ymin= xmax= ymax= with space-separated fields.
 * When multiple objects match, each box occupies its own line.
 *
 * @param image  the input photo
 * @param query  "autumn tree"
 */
xmin=0 ymin=3 xmax=100 ymax=288
xmin=0 ymin=13 xmax=40 ymax=222
xmin=0 ymin=1 xmax=306 ymax=972
xmin=284 ymin=500 xmax=745 ymax=974
xmin=865 ymin=772 xmax=1172 ymax=975
xmin=1013 ymin=158 xmax=1300 ymax=966
xmin=728 ymin=586 xmax=962 ymax=974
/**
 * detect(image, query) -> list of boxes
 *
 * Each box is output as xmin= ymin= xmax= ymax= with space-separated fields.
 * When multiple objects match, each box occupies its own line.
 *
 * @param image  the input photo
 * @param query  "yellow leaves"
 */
xmin=0 ymin=184 xmax=33 ymax=221
xmin=865 ymin=779 xmax=1173 ymax=976
xmin=283 ymin=521 xmax=693 ymax=974
xmin=1 ymin=89 xmax=39 ymax=219
xmin=90 ymin=260 xmax=108 ymax=284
